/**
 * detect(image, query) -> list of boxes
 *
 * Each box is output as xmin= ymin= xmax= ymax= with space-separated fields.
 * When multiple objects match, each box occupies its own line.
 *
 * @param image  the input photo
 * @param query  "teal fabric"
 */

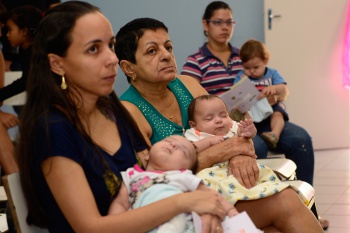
xmin=120 ymin=78 xmax=194 ymax=144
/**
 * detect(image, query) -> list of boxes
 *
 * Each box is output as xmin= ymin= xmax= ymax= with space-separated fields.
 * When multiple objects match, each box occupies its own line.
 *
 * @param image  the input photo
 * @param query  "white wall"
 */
xmin=264 ymin=0 xmax=350 ymax=150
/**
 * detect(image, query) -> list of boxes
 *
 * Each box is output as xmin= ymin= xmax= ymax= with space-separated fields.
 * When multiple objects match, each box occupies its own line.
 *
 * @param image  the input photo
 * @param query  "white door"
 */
xmin=264 ymin=0 xmax=349 ymax=150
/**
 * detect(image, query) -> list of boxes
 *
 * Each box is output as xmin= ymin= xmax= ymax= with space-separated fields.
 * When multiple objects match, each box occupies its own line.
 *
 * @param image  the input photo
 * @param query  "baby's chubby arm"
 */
xmin=193 ymin=136 xmax=225 ymax=153
xmin=108 ymin=183 xmax=130 ymax=215
xmin=237 ymin=119 xmax=257 ymax=139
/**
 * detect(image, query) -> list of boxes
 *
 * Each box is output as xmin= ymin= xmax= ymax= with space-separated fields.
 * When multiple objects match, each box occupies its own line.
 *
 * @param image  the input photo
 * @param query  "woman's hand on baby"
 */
xmin=228 ymin=155 xmax=259 ymax=189
xmin=180 ymin=190 xmax=226 ymax=221
xmin=201 ymin=214 xmax=224 ymax=233
xmin=197 ymin=190 xmax=238 ymax=232
xmin=238 ymin=119 xmax=257 ymax=138
xmin=196 ymin=137 xmax=256 ymax=172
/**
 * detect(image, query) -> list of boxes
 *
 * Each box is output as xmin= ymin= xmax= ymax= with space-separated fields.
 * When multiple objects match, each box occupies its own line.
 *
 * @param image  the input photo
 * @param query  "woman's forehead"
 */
xmin=71 ymin=12 xmax=113 ymax=42
xmin=138 ymin=28 xmax=170 ymax=44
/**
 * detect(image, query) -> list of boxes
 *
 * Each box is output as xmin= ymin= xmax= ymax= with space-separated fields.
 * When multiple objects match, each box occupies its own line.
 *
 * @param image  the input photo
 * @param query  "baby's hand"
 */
xmin=208 ymin=136 xmax=225 ymax=146
xmin=262 ymin=86 xmax=276 ymax=95
xmin=238 ymin=119 xmax=257 ymax=138
xmin=194 ymin=136 xmax=225 ymax=153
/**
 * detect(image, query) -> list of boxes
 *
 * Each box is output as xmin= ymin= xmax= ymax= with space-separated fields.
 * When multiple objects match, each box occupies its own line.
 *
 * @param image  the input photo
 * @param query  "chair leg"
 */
xmin=6 ymin=203 xmax=16 ymax=233
xmin=310 ymin=202 xmax=318 ymax=218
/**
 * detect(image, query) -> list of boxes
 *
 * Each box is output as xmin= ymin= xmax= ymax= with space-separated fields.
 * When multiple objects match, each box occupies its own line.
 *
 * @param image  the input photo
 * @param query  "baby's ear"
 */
xmin=189 ymin=120 xmax=196 ymax=128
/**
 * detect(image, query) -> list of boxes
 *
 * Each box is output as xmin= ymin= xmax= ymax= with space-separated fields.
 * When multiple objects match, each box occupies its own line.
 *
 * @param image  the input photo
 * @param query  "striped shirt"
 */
xmin=181 ymin=42 xmax=242 ymax=95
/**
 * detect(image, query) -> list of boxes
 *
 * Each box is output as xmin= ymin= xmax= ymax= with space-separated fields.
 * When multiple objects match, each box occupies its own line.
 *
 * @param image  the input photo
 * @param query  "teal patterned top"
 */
xmin=120 ymin=78 xmax=194 ymax=145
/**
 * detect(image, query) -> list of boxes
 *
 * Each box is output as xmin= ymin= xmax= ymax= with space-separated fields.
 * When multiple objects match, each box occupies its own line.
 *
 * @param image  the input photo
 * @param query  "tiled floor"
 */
xmin=313 ymin=149 xmax=350 ymax=233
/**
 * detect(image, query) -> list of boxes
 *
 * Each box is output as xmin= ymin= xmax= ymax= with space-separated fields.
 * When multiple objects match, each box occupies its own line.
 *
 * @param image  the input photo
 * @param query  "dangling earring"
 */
xmin=132 ymin=76 xmax=136 ymax=82
xmin=61 ymin=75 xmax=67 ymax=90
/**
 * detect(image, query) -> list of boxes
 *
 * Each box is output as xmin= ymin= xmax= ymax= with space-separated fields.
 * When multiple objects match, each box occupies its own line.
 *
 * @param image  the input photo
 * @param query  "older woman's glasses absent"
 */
xmin=206 ymin=19 xmax=236 ymax=27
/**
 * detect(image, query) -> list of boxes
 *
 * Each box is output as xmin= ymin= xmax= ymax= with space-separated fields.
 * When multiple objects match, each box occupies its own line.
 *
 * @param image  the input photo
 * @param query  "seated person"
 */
xmin=234 ymin=39 xmax=288 ymax=149
xmin=180 ymin=1 xmax=315 ymax=190
xmin=1 ymin=5 xmax=42 ymax=106
xmin=0 ymin=3 xmax=18 ymax=174
xmin=17 ymin=2 xmax=227 ymax=232
xmin=116 ymin=17 xmax=323 ymax=232
xmin=109 ymin=135 xmax=239 ymax=233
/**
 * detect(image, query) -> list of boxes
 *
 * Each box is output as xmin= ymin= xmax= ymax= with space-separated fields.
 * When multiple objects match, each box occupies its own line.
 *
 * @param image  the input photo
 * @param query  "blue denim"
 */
xmin=253 ymin=120 xmax=315 ymax=185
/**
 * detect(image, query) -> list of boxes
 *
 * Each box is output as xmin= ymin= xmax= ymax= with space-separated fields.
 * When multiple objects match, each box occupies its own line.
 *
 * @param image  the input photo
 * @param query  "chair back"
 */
xmin=2 ymin=173 xmax=49 ymax=233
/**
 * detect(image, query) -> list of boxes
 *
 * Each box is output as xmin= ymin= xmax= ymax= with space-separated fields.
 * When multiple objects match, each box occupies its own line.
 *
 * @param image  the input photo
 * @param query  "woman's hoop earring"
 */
xmin=61 ymin=75 xmax=67 ymax=90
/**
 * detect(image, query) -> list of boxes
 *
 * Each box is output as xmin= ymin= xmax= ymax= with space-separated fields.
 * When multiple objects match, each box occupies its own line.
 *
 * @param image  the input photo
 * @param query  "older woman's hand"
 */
xmin=228 ymin=155 xmax=259 ymax=189
xmin=196 ymin=137 xmax=256 ymax=172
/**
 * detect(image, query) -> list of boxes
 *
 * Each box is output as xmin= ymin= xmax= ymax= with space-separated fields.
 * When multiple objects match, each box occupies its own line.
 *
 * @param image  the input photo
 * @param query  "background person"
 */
xmin=180 ymin=0 xmax=315 ymax=188
xmin=0 ymin=3 xmax=19 ymax=175
xmin=181 ymin=1 xmax=328 ymax=229
xmin=0 ymin=0 xmax=60 ymax=71
xmin=0 ymin=5 xmax=42 ymax=106
xmin=234 ymin=39 xmax=289 ymax=149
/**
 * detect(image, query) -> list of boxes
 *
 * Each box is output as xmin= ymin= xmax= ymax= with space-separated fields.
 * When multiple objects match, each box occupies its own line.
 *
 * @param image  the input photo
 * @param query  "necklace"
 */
xmin=142 ymin=90 xmax=176 ymax=120
xmin=169 ymin=95 xmax=175 ymax=119
xmin=165 ymin=94 xmax=175 ymax=120
xmin=156 ymin=92 xmax=176 ymax=120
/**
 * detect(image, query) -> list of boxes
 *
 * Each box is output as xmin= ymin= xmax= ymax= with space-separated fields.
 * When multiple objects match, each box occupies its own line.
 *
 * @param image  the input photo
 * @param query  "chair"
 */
xmin=0 ymin=186 xmax=8 ymax=232
xmin=282 ymin=180 xmax=315 ymax=209
xmin=229 ymin=110 xmax=297 ymax=179
xmin=256 ymin=158 xmax=314 ymax=209
xmin=2 ymin=173 xmax=49 ymax=233
xmin=257 ymin=158 xmax=297 ymax=180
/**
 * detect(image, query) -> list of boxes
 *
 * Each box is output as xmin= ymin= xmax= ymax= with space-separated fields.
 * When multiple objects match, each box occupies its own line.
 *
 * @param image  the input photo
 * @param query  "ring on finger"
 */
xmin=216 ymin=226 xmax=222 ymax=231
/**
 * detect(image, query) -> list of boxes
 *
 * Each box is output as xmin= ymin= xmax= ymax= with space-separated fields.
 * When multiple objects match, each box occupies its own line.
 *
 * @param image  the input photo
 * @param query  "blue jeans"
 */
xmin=252 ymin=120 xmax=315 ymax=185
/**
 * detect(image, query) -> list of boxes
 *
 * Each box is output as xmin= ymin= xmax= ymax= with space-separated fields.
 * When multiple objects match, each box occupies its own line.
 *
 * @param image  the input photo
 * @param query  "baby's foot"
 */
xmin=260 ymin=132 xmax=279 ymax=149
xmin=229 ymin=109 xmax=245 ymax=121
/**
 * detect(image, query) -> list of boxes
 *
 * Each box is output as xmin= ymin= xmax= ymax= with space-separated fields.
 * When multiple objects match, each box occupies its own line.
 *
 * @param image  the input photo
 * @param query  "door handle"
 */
xmin=268 ymin=9 xmax=282 ymax=30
